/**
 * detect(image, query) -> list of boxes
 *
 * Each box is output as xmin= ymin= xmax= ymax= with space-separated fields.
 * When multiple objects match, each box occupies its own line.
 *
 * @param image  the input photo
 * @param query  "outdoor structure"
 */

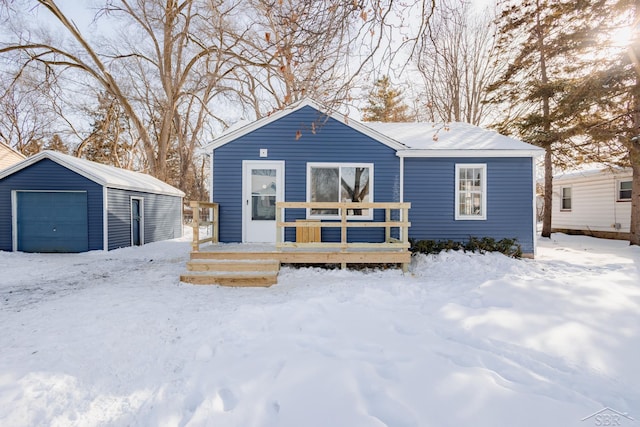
xmin=0 ymin=150 xmax=184 ymax=253
xmin=0 ymin=142 xmax=26 ymax=171
xmin=180 ymin=99 xmax=543 ymax=286
xmin=551 ymin=167 xmax=633 ymax=240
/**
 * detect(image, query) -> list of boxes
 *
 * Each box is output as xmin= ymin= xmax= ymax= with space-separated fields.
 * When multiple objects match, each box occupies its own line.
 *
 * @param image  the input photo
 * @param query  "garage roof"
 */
xmin=0 ymin=151 xmax=185 ymax=197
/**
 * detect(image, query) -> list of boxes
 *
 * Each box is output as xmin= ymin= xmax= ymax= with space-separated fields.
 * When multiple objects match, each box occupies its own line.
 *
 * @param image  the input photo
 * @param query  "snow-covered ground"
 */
xmin=1 ymin=233 xmax=639 ymax=427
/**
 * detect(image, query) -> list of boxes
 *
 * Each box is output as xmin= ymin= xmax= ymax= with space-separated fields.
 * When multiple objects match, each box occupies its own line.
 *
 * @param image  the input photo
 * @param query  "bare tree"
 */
xmin=416 ymin=0 xmax=502 ymax=125
xmin=224 ymin=0 xmax=438 ymax=118
xmin=1 ymin=0 xmax=438 ymax=197
xmin=0 ymin=70 xmax=58 ymax=154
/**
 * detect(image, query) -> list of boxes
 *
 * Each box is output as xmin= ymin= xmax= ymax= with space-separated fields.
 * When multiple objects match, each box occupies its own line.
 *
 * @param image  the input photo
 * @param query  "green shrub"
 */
xmin=409 ymin=236 xmax=522 ymax=258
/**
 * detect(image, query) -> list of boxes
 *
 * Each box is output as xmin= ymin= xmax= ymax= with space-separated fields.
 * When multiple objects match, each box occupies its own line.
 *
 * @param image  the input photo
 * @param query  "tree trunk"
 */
xmin=541 ymin=146 xmax=553 ymax=238
xmin=631 ymin=158 xmax=640 ymax=245
xmin=629 ymin=0 xmax=640 ymax=245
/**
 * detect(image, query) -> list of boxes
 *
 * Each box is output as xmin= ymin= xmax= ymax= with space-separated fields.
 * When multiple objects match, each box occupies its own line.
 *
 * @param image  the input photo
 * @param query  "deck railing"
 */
xmin=188 ymin=201 xmax=219 ymax=252
xmin=275 ymin=202 xmax=411 ymax=251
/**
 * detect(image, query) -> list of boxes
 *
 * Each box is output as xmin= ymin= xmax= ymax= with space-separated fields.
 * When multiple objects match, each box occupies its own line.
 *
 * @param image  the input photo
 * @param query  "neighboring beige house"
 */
xmin=0 ymin=142 xmax=26 ymax=171
xmin=552 ymin=167 xmax=633 ymax=240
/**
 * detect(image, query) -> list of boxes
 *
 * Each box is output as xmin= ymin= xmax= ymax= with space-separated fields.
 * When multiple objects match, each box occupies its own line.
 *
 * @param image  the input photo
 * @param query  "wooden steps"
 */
xmin=180 ymin=257 xmax=280 ymax=287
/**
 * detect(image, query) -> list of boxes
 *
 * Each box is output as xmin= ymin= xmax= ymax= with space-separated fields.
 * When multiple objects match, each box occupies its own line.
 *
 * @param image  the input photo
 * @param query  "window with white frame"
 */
xmin=307 ymin=163 xmax=373 ymax=219
xmin=618 ymin=180 xmax=632 ymax=201
xmin=561 ymin=187 xmax=572 ymax=210
xmin=455 ymin=164 xmax=486 ymax=220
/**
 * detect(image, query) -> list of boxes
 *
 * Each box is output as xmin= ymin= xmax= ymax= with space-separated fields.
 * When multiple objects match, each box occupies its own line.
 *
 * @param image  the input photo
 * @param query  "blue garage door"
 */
xmin=17 ymin=191 xmax=89 ymax=253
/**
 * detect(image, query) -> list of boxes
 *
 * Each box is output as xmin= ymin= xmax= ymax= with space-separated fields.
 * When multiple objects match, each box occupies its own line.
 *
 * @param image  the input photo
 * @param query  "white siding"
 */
xmin=551 ymin=170 xmax=632 ymax=233
xmin=0 ymin=144 xmax=25 ymax=171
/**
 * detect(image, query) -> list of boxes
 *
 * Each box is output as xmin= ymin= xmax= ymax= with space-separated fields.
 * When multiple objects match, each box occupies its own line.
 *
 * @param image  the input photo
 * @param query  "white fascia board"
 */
xmin=396 ymin=149 xmax=544 ymax=158
xmin=103 ymin=187 xmax=109 ymax=251
xmin=203 ymin=98 xmax=407 ymax=152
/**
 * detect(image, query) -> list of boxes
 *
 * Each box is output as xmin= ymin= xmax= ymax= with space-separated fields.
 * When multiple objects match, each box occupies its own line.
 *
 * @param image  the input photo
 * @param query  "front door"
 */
xmin=243 ymin=160 xmax=284 ymax=243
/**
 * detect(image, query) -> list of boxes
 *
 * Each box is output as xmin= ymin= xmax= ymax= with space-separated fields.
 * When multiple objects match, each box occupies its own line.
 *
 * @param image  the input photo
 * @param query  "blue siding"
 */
xmin=107 ymin=189 xmax=183 ymax=250
xmin=213 ymin=105 xmax=400 ymax=243
xmin=404 ymin=157 xmax=535 ymax=254
xmin=0 ymin=159 xmax=103 ymax=251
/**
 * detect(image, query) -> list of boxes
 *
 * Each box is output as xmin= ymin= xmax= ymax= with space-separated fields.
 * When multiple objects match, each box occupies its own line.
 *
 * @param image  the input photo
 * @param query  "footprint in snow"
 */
xmin=213 ymin=388 xmax=237 ymax=412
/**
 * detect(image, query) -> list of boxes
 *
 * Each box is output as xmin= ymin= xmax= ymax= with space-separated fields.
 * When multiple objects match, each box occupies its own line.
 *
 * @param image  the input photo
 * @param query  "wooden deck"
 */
xmin=180 ymin=201 xmax=411 ymax=287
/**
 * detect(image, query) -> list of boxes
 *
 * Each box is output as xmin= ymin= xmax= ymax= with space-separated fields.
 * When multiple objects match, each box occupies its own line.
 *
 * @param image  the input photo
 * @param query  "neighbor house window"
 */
xmin=561 ymin=187 xmax=572 ymax=210
xmin=455 ymin=164 xmax=486 ymax=220
xmin=307 ymin=163 xmax=373 ymax=219
xmin=618 ymin=180 xmax=632 ymax=201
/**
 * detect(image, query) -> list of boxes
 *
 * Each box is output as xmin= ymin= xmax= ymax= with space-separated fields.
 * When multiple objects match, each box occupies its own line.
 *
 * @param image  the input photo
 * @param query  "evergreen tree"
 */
xmin=488 ymin=0 xmax=603 ymax=238
xmin=43 ymin=134 xmax=69 ymax=154
xmin=362 ymin=76 xmax=412 ymax=122
xmin=556 ymin=0 xmax=640 ymax=245
xmin=77 ymin=92 xmax=135 ymax=169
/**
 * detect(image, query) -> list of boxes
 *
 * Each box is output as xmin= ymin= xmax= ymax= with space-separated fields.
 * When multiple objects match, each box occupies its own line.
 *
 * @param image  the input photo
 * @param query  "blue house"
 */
xmin=0 ymin=150 xmax=184 ymax=252
xmin=204 ymin=99 xmax=543 ymax=256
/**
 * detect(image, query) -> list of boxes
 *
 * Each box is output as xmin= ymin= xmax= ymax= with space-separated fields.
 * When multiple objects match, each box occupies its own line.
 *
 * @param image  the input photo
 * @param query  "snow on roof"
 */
xmin=553 ymin=165 xmax=632 ymax=182
xmin=203 ymin=98 xmax=542 ymax=157
xmin=0 ymin=150 xmax=184 ymax=197
xmin=366 ymin=121 xmax=542 ymax=153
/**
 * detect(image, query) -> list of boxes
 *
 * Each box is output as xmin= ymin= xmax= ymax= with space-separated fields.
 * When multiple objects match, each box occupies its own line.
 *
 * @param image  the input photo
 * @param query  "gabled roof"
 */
xmin=202 ymin=98 xmax=408 ymax=151
xmin=0 ymin=150 xmax=184 ymax=197
xmin=204 ymin=98 xmax=542 ymax=158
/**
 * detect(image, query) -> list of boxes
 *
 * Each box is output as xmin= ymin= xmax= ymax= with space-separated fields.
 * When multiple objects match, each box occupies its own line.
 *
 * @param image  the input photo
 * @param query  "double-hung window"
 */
xmin=455 ymin=164 xmax=486 ymax=220
xmin=561 ymin=187 xmax=572 ymax=211
xmin=307 ymin=163 xmax=373 ymax=219
xmin=618 ymin=180 xmax=632 ymax=201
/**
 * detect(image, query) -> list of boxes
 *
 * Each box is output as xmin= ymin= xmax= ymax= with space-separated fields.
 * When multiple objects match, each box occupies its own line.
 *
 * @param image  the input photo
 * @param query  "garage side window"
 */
xmin=307 ymin=163 xmax=373 ymax=219
xmin=561 ymin=187 xmax=572 ymax=211
xmin=455 ymin=164 xmax=486 ymax=220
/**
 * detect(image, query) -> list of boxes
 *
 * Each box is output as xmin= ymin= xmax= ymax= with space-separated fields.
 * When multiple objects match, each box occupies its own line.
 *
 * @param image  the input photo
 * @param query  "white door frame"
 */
xmin=242 ymin=160 xmax=285 ymax=243
xmin=130 ymin=196 xmax=144 ymax=246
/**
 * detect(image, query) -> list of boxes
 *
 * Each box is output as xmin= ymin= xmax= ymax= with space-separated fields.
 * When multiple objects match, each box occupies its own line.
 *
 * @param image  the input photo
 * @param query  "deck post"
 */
xmin=340 ymin=203 xmax=347 ymax=268
xmin=191 ymin=201 xmax=200 ymax=252
xmin=276 ymin=203 xmax=282 ymax=250
xmin=385 ymin=207 xmax=391 ymax=243
xmin=212 ymin=204 xmax=219 ymax=243
xmin=402 ymin=204 xmax=409 ymax=272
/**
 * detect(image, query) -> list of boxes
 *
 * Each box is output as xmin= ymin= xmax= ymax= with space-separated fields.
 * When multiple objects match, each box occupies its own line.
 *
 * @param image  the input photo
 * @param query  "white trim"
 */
xmin=103 ymin=188 xmax=109 ymax=251
xmin=11 ymin=190 xmax=17 ymax=252
xmin=209 ymin=152 xmax=215 ymax=203
xmin=399 ymin=157 xmax=404 ymax=203
xmin=306 ymin=162 xmax=374 ymax=220
xmin=399 ymin=157 xmax=405 ymax=242
xmin=204 ymin=98 xmax=407 ymax=152
xmin=397 ymin=149 xmax=543 ymax=158
xmin=242 ymin=160 xmax=285 ymax=243
xmin=617 ymin=178 xmax=632 ymax=202
xmin=532 ymin=160 xmax=538 ymax=256
xmin=560 ymin=186 xmax=572 ymax=211
xmin=454 ymin=164 xmax=487 ymax=221
xmin=130 ymin=196 xmax=145 ymax=246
